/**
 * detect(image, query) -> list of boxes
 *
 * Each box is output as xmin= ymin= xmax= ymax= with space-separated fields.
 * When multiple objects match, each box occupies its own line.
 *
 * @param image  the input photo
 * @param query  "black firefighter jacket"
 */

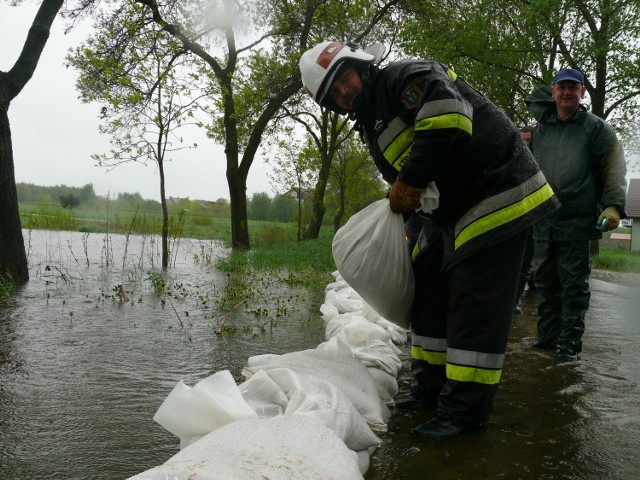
xmin=353 ymin=59 xmax=560 ymax=265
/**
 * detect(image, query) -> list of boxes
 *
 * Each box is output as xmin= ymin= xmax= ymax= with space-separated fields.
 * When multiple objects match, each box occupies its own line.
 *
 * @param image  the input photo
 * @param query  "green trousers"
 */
xmin=533 ymin=239 xmax=591 ymax=353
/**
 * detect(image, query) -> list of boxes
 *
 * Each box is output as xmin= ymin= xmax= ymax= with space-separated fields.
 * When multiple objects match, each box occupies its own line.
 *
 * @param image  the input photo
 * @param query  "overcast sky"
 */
xmin=2 ymin=3 xmax=637 ymax=205
xmin=0 ymin=2 xmax=275 ymax=202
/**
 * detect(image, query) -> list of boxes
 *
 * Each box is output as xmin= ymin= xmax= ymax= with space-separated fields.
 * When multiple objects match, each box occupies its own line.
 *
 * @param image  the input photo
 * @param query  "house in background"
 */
xmin=626 ymin=178 xmax=640 ymax=251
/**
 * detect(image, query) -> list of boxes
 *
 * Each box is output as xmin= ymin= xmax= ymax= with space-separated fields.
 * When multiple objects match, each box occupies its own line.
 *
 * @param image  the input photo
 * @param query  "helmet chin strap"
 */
xmin=352 ymin=64 xmax=377 ymax=119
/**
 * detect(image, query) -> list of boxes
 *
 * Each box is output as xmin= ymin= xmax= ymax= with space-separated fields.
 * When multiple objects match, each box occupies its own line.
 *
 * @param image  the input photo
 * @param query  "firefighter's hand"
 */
xmin=597 ymin=206 xmax=621 ymax=232
xmin=389 ymin=179 xmax=422 ymax=214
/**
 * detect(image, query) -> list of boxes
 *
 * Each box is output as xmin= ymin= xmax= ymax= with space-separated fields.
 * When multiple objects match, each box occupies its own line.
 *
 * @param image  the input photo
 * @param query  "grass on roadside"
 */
xmin=592 ymin=248 xmax=640 ymax=273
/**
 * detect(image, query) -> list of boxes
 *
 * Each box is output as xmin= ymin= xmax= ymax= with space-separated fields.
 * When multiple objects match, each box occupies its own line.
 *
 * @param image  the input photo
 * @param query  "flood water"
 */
xmin=1 ymin=229 xmax=639 ymax=479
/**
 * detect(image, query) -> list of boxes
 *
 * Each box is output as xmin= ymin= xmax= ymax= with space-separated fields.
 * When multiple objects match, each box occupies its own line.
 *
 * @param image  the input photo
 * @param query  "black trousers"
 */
xmin=410 ymin=227 xmax=528 ymax=423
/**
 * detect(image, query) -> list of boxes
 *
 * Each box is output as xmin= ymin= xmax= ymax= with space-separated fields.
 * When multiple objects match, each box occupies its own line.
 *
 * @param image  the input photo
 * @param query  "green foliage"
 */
xmin=59 ymin=193 xmax=80 ymax=209
xmin=398 ymin=0 xmax=640 ymax=141
xmin=22 ymin=203 xmax=79 ymax=231
xmin=248 ymin=192 xmax=272 ymax=221
xmin=268 ymin=194 xmax=297 ymax=222
xmin=18 ymin=183 xmax=97 ymax=208
xmin=0 ymin=272 xmax=18 ymax=302
xmin=146 ymin=269 xmax=168 ymax=295
xmin=326 ymin=135 xmax=386 ymax=230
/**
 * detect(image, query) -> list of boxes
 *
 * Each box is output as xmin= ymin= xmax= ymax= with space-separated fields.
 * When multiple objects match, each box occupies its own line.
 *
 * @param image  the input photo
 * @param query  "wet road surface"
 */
xmin=364 ymin=269 xmax=640 ymax=480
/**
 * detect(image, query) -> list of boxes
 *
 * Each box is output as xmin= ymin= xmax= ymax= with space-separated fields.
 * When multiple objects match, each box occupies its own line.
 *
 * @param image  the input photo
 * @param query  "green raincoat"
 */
xmin=525 ymin=85 xmax=627 ymax=241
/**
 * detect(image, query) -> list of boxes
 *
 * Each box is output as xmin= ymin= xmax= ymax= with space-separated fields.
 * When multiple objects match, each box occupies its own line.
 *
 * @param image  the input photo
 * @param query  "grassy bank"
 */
xmin=18 ymin=203 xmax=639 ymax=280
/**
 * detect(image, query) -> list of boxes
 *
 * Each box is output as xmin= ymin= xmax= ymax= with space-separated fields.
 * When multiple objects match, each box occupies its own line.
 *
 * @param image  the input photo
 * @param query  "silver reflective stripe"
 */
xmin=455 ymin=171 xmax=548 ymax=237
xmin=378 ymin=117 xmax=408 ymax=152
xmin=412 ymin=332 xmax=447 ymax=352
xmin=447 ymin=347 xmax=504 ymax=369
xmin=416 ymin=98 xmax=473 ymax=122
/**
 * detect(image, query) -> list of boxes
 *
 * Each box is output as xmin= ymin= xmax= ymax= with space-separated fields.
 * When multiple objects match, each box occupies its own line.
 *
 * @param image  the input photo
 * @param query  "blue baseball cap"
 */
xmin=554 ymin=68 xmax=584 ymax=84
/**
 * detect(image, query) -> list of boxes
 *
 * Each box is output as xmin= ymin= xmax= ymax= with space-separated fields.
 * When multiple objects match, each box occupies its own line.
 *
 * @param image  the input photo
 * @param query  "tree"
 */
xmin=68 ymin=10 xmax=204 ymax=268
xmin=399 ymin=0 xmax=640 ymax=148
xmin=326 ymin=136 xmax=386 ymax=232
xmin=268 ymin=134 xmax=316 ymax=241
xmin=0 ymin=0 xmax=64 ymax=283
xmin=268 ymin=194 xmax=296 ymax=223
xmin=248 ymin=192 xmax=272 ymax=221
xmin=59 ymin=193 xmax=80 ymax=209
xmin=270 ymin=1 xmax=404 ymax=240
xmin=284 ymin=107 xmax=352 ymax=239
xmin=132 ymin=0 xmax=404 ymax=249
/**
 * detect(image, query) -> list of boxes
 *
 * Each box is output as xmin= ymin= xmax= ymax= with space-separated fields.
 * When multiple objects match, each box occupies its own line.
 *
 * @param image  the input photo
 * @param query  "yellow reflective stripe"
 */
xmin=455 ymin=183 xmax=555 ymax=251
xmin=411 ymin=345 xmax=447 ymax=365
xmin=411 ymin=241 xmax=420 ymax=260
xmin=416 ymin=113 xmax=473 ymax=135
xmin=378 ymin=117 xmax=408 ymax=152
xmin=416 ymin=99 xmax=473 ymax=122
xmin=383 ymin=130 xmax=414 ymax=170
xmin=456 ymin=171 xmax=550 ymax=236
xmin=447 ymin=363 xmax=502 ymax=384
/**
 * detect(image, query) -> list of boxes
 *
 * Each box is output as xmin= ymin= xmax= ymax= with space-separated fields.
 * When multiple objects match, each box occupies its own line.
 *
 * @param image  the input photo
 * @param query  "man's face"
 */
xmin=551 ymin=80 xmax=586 ymax=113
xmin=329 ymin=66 xmax=363 ymax=111
xmin=520 ymin=131 xmax=531 ymax=143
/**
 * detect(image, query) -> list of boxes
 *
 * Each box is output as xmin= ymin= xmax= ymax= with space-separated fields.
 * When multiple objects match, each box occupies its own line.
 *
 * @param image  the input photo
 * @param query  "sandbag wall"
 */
xmin=128 ymin=271 xmax=408 ymax=480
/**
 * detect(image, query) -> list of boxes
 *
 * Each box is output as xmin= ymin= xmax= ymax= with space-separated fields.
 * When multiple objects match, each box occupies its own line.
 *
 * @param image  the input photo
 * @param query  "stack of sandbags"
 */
xmin=128 ymin=271 xmax=409 ymax=480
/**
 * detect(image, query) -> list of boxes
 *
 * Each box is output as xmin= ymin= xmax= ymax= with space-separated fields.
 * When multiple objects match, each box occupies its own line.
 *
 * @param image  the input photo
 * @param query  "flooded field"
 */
xmin=1 ymin=229 xmax=639 ymax=479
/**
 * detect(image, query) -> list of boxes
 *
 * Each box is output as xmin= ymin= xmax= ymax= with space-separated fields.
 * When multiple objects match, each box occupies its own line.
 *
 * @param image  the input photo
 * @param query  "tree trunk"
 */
xmin=305 ymin=150 xmax=330 ymax=240
xmin=0 ymin=0 xmax=64 ymax=283
xmin=228 ymin=174 xmax=250 ymax=249
xmin=159 ymin=160 xmax=169 ymax=269
xmin=0 ymin=103 xmax=29 ymax=282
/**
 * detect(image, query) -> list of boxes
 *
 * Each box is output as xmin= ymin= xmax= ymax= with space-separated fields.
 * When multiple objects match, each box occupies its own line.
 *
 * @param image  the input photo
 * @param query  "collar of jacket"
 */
xmin=547 ymin=105 xmax=587 ymax=124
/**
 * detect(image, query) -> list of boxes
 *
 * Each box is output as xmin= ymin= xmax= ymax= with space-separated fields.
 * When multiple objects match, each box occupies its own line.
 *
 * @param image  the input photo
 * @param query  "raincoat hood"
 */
xmin=524 ymin=85 xmax=554 ymax=122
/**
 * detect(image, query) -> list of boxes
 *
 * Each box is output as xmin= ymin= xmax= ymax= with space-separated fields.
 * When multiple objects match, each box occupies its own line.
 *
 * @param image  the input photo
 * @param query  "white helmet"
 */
xmin=299 ymin=41 xmax=376 ymax=107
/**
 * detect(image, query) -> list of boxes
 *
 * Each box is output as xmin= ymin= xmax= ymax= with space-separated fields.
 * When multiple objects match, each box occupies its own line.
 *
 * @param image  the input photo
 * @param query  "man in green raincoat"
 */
xmin=525 ymin=68 xmax=627 ymax=360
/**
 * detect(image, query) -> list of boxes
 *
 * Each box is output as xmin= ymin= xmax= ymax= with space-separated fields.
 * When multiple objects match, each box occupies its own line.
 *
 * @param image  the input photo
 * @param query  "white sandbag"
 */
xmin=244 ymin=349 xmax=390 ymax=431
xmin=326 ymin=315 xmax=398 ymax=349
xmin=127 ymin=416 xmax=364 ymax=480
xmin=317 ymin=337 xmax=399 ymax=404
xmin=239 ymin=368 xmax=380 ymax=452
xmin=332 ymin=198 xmax=414 ymax=328
xmin=324 ymin=288 xmax=365 ymax=314
xmin=374 ymin=317 xmax=409 ymax=345
xmin=238 ymin=369 xmax=288 ymax=418
xmin=152 ymin=370 xmax=257 ymax=448
xmin=320 ymin=301 xmax=340 ymax=323
xmin=367 ymin=367 xmax=399 ymax=405
xmin=318 ymin=325 xmax=401 ymax=377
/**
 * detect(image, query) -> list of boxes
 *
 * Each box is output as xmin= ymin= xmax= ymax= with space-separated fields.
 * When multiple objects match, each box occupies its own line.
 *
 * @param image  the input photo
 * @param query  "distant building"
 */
xmin=626 ymin=178 xmax=640 ymax=251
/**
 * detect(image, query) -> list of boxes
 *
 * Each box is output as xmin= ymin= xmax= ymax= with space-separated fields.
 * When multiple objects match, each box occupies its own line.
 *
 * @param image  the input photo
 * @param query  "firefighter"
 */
xmin=299 ymin=41 xmax=560 ymax=441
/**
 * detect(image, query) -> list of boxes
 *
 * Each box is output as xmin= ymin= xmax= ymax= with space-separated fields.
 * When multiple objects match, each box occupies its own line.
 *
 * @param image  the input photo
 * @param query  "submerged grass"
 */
xmin=19 ymin=201 xmax=640 ymax=277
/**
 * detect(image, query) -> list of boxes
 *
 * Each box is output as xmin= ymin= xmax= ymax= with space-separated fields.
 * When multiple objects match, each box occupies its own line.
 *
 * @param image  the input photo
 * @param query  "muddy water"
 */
xmin=0 ymin=230 xmax=326 ymax=479
xmin=1 ymin=230 xmax=639 ymax=479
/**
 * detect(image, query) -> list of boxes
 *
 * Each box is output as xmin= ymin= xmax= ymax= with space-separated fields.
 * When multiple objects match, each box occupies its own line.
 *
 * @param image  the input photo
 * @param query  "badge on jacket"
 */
xmin=400 ymin=83 xmax=423 ymax=109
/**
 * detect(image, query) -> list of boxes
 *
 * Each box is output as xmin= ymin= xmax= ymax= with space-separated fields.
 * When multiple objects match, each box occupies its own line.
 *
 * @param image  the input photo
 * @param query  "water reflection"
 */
xmin=0 ymin=230 xmax=327 ymax=480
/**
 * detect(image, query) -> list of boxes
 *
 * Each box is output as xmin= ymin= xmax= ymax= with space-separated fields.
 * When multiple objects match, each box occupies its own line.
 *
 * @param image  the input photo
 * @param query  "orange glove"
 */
xmin=389 ymin=179 xmax=422 ymax=213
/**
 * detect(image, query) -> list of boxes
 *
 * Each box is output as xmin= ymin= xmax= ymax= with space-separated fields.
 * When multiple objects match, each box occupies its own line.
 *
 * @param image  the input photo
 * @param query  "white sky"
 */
xmin=0 ymin=2 xmax=275 ymax=202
